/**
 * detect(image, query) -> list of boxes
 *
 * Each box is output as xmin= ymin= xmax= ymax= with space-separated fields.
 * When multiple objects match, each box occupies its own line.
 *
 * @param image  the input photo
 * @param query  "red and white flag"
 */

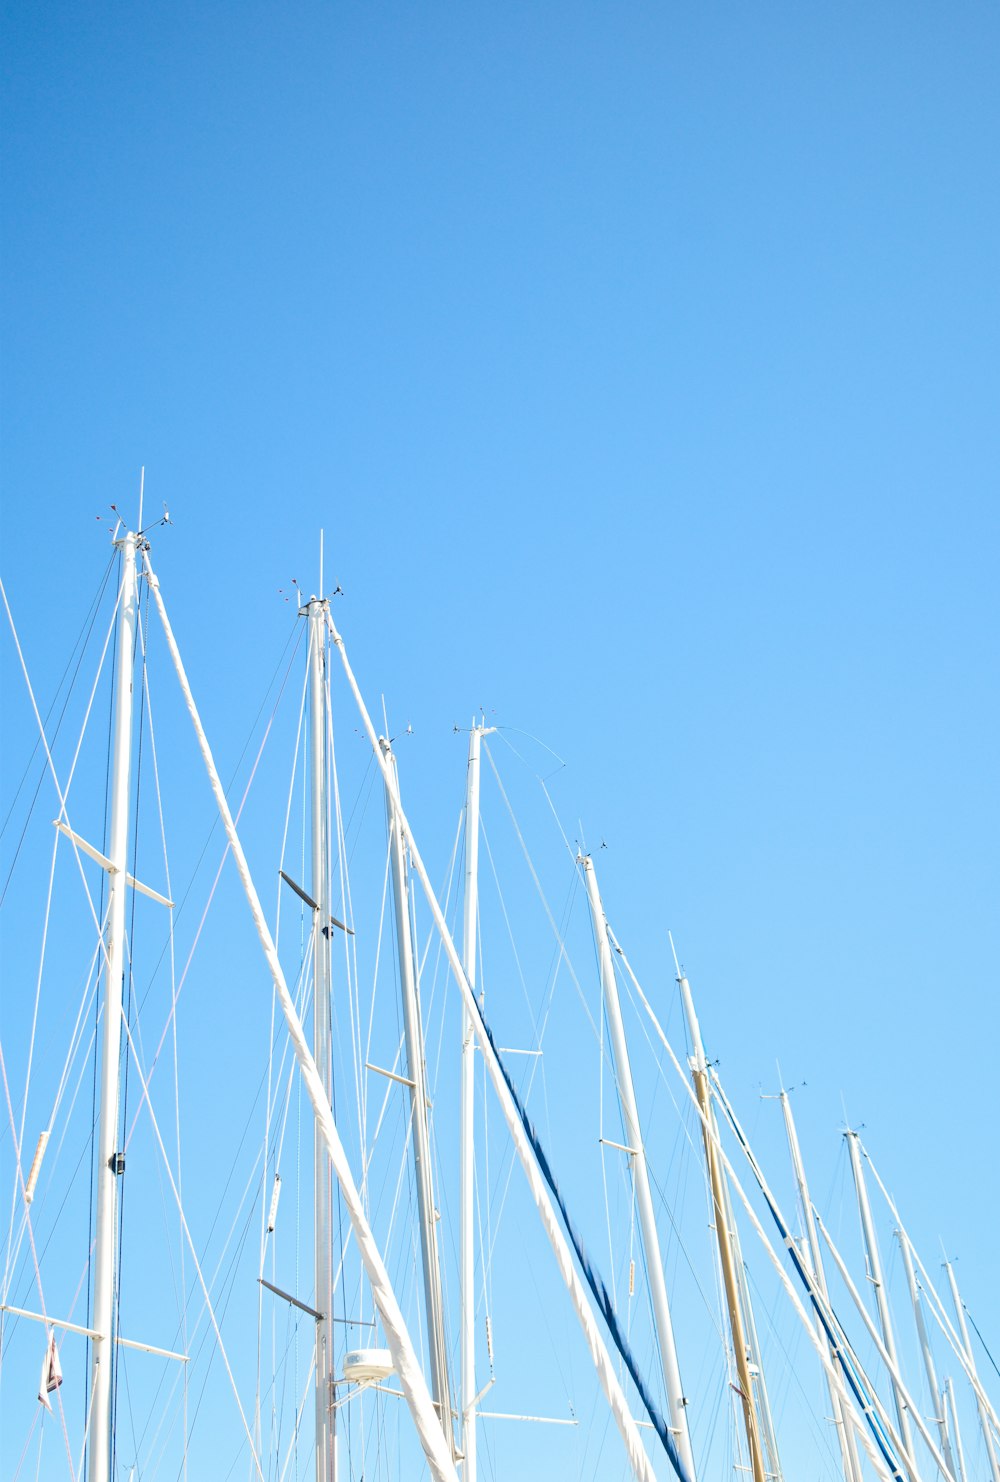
xmin=38 ymin=1331 xmax=63 ymax=1412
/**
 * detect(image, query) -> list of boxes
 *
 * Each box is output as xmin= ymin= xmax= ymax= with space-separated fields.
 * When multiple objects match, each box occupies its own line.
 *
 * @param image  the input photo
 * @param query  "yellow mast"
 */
xmin=677 ymin=963 xmax=767 ymax=1482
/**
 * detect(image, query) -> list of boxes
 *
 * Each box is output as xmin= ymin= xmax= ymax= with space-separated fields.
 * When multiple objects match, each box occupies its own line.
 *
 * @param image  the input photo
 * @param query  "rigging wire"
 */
xmin=0 ymin=1040 xmax=79 ymax=1477
xmin=964 ymin=1304 xmax=1000 ymax=1384
xmin=135 ymin=615 xmax=190 ymax=1482
xmin=0 ymin=553 xmax=117 ymax=898
xmin=116 ymin=1011 xmax=265 ymax=1479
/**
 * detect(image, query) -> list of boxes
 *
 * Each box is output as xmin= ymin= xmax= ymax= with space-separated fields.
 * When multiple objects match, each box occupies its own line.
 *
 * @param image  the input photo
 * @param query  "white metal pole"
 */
xmin=944 ymin=1261 xmax=1000 ymax=1482
xmin=846 ymin=1131 xmax=916 ymax=1470
xmin=780 ymin=1091 xmax=864 ymax=1482
xmin=897 ymin=1232 xmax=955 ymax=1482
xmin=382 ymin=741 xmax=454 ymax=1457
xmin=581 ymin=855 xmax=697 ymax=1482
xmin=460 ymin=722 xmax=487 ymax=1481
xmin=143 ymin=553 xmax=459 ymax=1482
xmin=88 ymin=532 xmax=138 ymax=1482
xmin=308 ymin=600 xmax=335 ymax=1482
xmin=326 ymin=610 xmax=659 ymax=1482
xmin=944 ymin=1379 xmax=968 ymax=1482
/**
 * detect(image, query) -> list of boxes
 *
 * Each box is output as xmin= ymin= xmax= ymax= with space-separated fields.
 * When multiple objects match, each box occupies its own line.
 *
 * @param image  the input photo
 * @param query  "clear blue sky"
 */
xmin=2 ymin=4 xmax=998 ymax=1480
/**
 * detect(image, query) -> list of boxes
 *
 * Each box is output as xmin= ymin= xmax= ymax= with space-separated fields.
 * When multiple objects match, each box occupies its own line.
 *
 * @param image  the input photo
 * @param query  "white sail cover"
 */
xmin=38 ymin=1331 xmax=62 ymax=1412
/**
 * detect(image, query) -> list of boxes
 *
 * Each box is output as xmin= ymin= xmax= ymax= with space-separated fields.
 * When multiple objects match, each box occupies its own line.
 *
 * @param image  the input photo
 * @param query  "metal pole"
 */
xmin=898 ymin=1232 xmax=955 ymax=1481
xmin=461 ymin=723 xmax=489 ymax=1480
xmin=674 ymin=962 xmax=764 ymax=1482
xmin=382 ymin=741 xmax=454 ymax=1457
xmin=308 ymin=599 xmax=335 ymax=1482
xmin=89 ymin=532 xmax=138 ymax=1482
xmin=780 ymin=1092 xmax=863 ymax=1482
xmin=580 ymin=855 xmax=697 ymax=1481
xmin=845 ymin=1133 xmax=917 ymax=1474
xmin=944 ymin=1379 xmax=968 ymax=1482
xmin=944 ymin=1262 xmax=1000 ymax=1482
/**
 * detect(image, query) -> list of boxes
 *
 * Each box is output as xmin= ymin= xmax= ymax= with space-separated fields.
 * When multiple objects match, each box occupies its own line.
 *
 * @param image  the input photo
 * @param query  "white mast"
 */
xmin=897 ymin=1232 xmax=955 ymax=1481
xmin=780 ymin=1091 xmax=863 ymax=1482
xmin=944 ymin=1261 xmax=1000 ymax=1482
xmin=944 ymin=1378 xmax=969 ymax=1482
xmin=88 ymin=530 xmax=139 ymax=1482
xmin=461 ymin=721 xmax=489 ymax=1480
xmin=382 ymin=740 xmax=454 ymax=1456
xmin=673 ymin=956 xmax=767 ymax=1482
xmin=845 ymin=1131 xmax=916 ymax=1472
xmin=579 ymin=854 xmax=697 ymax=1481
xmin=308 ymin=597 xmax=336 ymax=1482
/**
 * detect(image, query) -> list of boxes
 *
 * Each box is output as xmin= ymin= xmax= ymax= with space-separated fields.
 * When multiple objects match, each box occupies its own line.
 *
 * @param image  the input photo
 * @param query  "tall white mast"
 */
xmin=308 ymin=597 xmax=336 ymax=1482
xmin=579 ymin=854 xmax=697 ymax=1481
xmin=88 ymin=531 xmax=139 ymax=1482
xmin=845 ymin=1131 xmax=916 ymax=1472
xmin=674 ymin=957 xmax=767 ymax=1482
xmin=461 ymin=722 xmax=489 ymax=1480
xmin=382 ymin=740 xmax=454 ymax=1456
xmin=944 ymin=1261 xmax=1000 ymax=1482
xmin=897 ymin=1232 xmax=955 ymax=1481
xmin=780 ymin=1091 xmax=863 ymax=1482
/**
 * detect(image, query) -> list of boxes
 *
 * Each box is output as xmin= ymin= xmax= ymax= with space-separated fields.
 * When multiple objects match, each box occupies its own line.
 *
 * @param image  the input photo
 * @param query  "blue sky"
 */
xmin=2 ymin=4 xmax=998 ymax=1479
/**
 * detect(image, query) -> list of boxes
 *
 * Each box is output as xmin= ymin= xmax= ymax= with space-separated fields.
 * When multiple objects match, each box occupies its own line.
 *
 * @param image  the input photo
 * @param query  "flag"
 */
xmin=38 ymin=1331 xmax=63 ymax=1411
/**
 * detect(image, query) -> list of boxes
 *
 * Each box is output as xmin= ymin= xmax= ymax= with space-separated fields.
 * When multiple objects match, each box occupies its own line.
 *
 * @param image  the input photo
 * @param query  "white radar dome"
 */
xmin=343 ymin=1348 xmax=394 ymax=1383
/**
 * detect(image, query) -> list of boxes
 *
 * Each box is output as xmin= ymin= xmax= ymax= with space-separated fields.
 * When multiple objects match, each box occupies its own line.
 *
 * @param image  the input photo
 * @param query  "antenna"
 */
xmin=667 ymin=930 xmax=682 ymax=980
xmin=320 ymin=528 xmax=324 ymax=598
xmin=138 ymin=466 xmax=145 ymax=533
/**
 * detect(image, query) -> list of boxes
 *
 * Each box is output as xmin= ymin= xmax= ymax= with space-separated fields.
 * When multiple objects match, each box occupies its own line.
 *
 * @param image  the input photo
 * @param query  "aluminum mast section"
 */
xmin=461 ymin=722 xmax=491 ymax=1480
xmin=307 ymin=599 xmax=336 ymax=1482
xmin=780 ymin=1091 xmax=863 ymax=1482
xmin=845 ymin=1131 xmax=916 ymax=1473
xmin=944 ymin=1261 xmax=1000 ymax=1482
xmin=898 ymin=1233 xmax=955 ymax=1482
xmin=580 ymin=855 xmax=697 ymax=1482
xmin=88 ymin=531 xmax=139 ymax=1482
xmin=675 ymin=961 xmax=766 ymax=1482
xmin=944 ymin=1379 xmax=969 ymax=1482
xmin=382 ymin=740 xmax=454 ymax=1457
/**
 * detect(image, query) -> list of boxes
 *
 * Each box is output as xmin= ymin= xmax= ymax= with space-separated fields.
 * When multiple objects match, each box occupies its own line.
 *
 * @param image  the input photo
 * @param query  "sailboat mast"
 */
xmin=675 ymin=964 xmax=766 ymax=1482
xmin=897 ymin=1232 xmax=955 ymax=1480
xmin=944 ymin=1377 xmax=969 ymax=1482
xmin=780 ymin=1091 xmax=863 ymax=1482
xmin=88 ymin=531 xmax=139 ymax=1482
xmin=580 ymin=855 xmax=697 ymax=1481
xmin=461 ymin=722 xmax=488 ymax=1480
xmin=944 ymin=1260 xmax=1000 ymax=1482
xmin=845 ymin=1132 xmax=916 ymax=1471
xmin=308 ymin=598 xmax=336 ymax=1482
xmin=382 ymin=741 xmax=454 ymax=1456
